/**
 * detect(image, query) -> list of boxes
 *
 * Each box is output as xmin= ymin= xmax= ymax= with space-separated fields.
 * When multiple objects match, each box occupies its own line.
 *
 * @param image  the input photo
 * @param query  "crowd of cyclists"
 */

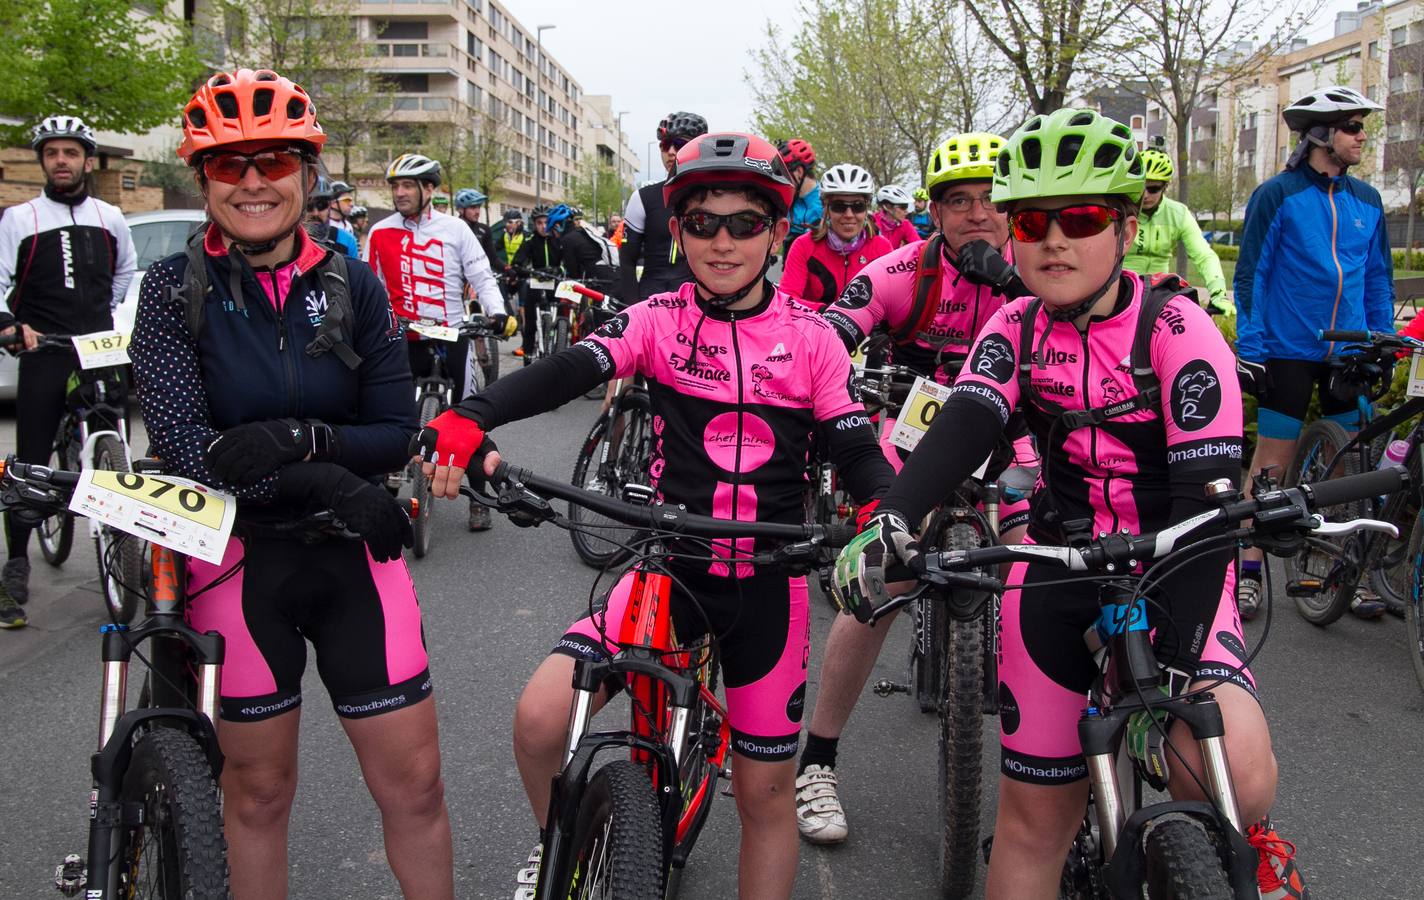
xmin=0 ymin=61 xmax=1403 ymax=899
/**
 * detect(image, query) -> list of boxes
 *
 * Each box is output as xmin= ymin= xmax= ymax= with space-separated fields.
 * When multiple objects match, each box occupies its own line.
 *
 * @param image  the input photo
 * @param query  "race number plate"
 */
xmin=70 ymin=331 xmax=130 ymax=369
xmin=887 ymin=376 xmax=989 ymax=477
xmin=529 ymin=278 xmax=556 ymax=291
xmin=555 ymin=280 xmax=582 ymax=301
xmin=1408 ymin=350 xmax=1424 ymax=398
xmin=69 ymin=470 xmax=235 ymax=565
xmin=408 ymin=321 xmax=460 ymax=342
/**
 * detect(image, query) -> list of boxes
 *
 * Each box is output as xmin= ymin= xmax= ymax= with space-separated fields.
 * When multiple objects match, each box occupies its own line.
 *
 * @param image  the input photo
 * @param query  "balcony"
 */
xmin=366 ymin=42 xmax=461 ymax=77
xmin=359 ymin=0 xmax=457 ymax=21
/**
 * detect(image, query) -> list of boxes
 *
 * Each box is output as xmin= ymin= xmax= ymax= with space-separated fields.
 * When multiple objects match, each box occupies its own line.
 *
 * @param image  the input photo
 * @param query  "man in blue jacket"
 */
xmin=1234 ymin=85 xmax=1395 ymax=620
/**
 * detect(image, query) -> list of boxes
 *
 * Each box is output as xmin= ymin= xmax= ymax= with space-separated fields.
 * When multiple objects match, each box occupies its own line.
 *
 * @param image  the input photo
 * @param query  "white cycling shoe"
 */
xmin=513 ymin=843 xmax=542 ymax=900
xmin=795 ymin=765 xmax=848 ymax=844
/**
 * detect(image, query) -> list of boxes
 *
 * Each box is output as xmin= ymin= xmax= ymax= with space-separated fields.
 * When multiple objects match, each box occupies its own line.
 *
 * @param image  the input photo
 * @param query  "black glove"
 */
xmin=207 ymin=419 xmax=336 ymax=486
xmin=1236 ymin=359 xmax=1267 ymax=397
xmin=276 ymin=462 xmax=412 ymax=562
xmin=954 ymin=240 xmax=1029 ymax=298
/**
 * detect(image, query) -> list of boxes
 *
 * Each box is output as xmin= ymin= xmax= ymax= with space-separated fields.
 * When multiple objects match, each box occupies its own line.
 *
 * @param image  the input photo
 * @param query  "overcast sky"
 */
xmin=515 ymin=0 xmax=1365 ymax=181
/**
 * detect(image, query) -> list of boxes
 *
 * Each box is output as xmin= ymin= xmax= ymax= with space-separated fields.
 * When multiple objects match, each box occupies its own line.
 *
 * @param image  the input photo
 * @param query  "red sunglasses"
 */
xmin=202 ymin=149 xmax=306 ymax=185
xmin=1008 ymin=204 xmax=1121 ymax=243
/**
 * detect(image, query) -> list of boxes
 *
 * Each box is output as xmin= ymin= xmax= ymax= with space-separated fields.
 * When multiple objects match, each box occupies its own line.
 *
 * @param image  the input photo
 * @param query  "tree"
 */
xmin=933 ymin=1 xmax=1025 ymax=134
xmin=410 ymin=108 xmax=518 ymax=210
xmin=568 ymin=158 xmax=625 ymax=223
xmin=960 ymin=0 xmax=1136 ymax=114
xmin=213 ymin=0 xmax=395 ymax=180
xmin=0 ymin=0 xmax=204 ymax=145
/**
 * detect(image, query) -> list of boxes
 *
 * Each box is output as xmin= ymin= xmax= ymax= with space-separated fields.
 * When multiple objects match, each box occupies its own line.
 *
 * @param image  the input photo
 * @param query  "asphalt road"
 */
xmin=1 ymin=350 xmax=1422 ymax=898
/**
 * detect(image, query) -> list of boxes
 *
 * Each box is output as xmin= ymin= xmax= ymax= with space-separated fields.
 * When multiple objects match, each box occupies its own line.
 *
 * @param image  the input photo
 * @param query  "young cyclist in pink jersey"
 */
xmin=795 ymin=131 xmax=1039 ymax=845
xmin=416 ymin=133 xmax=896 ymax=900
xmin=779 ymin=163 xmax=892 ymax=310
xmin=832 ymin=109 xmax=1307 ymax=900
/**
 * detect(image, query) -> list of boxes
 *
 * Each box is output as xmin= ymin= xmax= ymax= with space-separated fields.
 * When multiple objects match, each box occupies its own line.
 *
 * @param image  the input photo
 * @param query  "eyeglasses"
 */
xmin=660 ymin=137 xmax=691 ymax=152
xmin=828 ymin=200 xmax=868 ymax=214
xmin=1144 ymin=184 xmax=1167 ymax=195
xmin=940 ymin=192 xmax=994 ymax=213
xmin=202 ymin=149 xmax=305 ymax=185
xmin=308 ymin=198 xmax=331 ymax=212
xmin=1336 ymin=120 xmax=1366 ymax=135
xmin=1008 ymin=204 xmax=1121 ymax=243
xmin=679 ymin=210 xmax=776 ymax=240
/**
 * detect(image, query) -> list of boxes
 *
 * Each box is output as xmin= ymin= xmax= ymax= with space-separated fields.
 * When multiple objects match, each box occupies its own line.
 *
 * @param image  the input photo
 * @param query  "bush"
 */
xmin=1211 ymin=243 xmax=1239 ymax=262
xmin=1393 ymin=248 xmax=1424 ymax=271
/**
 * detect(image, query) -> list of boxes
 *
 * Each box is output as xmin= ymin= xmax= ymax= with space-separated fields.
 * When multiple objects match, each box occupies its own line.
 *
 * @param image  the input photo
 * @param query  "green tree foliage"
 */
xmin=568 ymin=158 xmax=626 ymax=223
xmin=0 ymin=0 xmax=204 ymax=145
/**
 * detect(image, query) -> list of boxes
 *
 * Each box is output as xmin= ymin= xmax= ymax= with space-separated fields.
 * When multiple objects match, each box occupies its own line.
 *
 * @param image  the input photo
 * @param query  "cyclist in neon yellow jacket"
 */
xmin=1123 ymin=148 xmax=1233 ymax=316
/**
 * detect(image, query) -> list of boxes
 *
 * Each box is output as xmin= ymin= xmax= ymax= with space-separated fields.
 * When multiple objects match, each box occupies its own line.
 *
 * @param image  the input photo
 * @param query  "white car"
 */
xmin=0 ymin=209 xmax=205 ymax=400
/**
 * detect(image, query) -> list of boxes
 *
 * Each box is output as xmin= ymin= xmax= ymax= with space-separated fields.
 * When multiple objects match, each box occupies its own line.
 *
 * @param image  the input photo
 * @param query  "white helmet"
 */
xmin=31 ymin=115 xmax=97 ymax=154
xmin=386 ymin=152 xmax=442 ymax=186
xmin=819 ymin=163 xmax=875 ymax=199
xmin=876 ymin=184 xmax=913 ymax=206
xmin=1282 ymin=85 xmax=1383 ymax=133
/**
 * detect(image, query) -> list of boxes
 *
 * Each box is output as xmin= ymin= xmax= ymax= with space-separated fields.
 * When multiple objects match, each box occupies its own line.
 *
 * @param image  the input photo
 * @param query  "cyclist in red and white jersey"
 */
xmin=417 ymin=132 xmax=895 ymax=899
xmin=779 ymin=163 xmax=893 ymax=311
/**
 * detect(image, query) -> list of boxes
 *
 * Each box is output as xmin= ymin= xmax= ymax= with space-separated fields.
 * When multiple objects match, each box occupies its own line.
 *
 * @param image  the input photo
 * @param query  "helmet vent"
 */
xmin=996 ymin=154 xmax=1010 ymax=176
xmin=1127 ymin=156 xmax=1143 ymax=177
xmin=709 ymin=136 xmax=738 ymax=157
xmin=1024 ymin=116 xmax=1043 ymax=132
xmin=255 ymin=70 xmax=277 ymax=82
xmin=215 ymin=92 xmax=240 ymax=119
xmin=210 ymin=73 xmax=231 ymax=87
xmin=252 ymin=89 xmax=274 ymax=117
xmin=287 ymin=98 xmax=308 ymax=120
xmin=1092 ymin=143 xmax=1121 ymax=168
xmin=1021 ymin=137 xmax=1042 ymax=169
xmin=187 ymin=108 xmax=207 ymax=129
xmin=1056 ymin=135 xmax=1083 ymax=167
xmin=1068 ymin=111 xmax=1095 ymax=127
xmin=1111 ymin=123 xmax=1131 ymax=140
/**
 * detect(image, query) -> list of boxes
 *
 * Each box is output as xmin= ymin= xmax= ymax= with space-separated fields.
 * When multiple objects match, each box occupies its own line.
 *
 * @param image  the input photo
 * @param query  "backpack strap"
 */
xmin=889 ymin=233 xmax=945 ymax=345
xmin=167 ymin=227 xmax=215 ymax=340
xmin=304 ymin=251 xmax=363 ymax=370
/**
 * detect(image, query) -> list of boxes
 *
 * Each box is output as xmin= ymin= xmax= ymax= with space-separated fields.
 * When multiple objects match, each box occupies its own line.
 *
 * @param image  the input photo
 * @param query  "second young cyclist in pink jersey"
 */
xmin=833 ymin=109 xmax=1308 ymax=900
xmin=417 ymin=133 xmax=895 ymax=899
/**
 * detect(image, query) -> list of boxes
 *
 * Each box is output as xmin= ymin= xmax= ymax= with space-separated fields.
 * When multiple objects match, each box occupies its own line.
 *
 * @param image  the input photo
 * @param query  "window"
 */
xmin=467 ymin=31 xmax=482 ymax=59
xmin=1367 ymin=84 xmax=1379 ymax=101
xmin=1392 ymin=25 xmax=1407 ymax=45
xmin=466 ymin=0 xmax=481 ymax=13
xmin=1388 ymin=122 xmax=1403 ymax=142
xmin=391 ymin=73 xmax=429 ymax=93
xmin=377 ymin=20 xmax=427 ymax=39
xmin=1369 ymin=40 xmax=1380 ymax=59
xmin=1130 ymin=114 xmax=1144 ymax=129
xmin=1413 ymin=21 xmax=1424 ymax=43
xmin=1391 ymin=73 xmax=1407 ymax=93
xmin=468 ymin=82 xmax=481 ymax=107
xmin=490 ymin=6 xmax=505 ymax=32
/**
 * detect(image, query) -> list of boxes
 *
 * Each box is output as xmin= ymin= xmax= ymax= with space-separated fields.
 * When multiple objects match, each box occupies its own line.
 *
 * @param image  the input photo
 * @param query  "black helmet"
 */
xmin=502 ymin=208 xmax=524 ymax=221
xmin=657 ymin=111 xmax=708 ymax=143
xmin=531 ymin=204 xmax=551 ymax=220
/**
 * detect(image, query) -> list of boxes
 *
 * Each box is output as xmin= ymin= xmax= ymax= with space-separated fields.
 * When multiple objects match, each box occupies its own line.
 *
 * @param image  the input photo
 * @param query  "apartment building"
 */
xmin=1145 ymin=0 xmax=1424 ymax=214
xmin=577 ymin=95 xmax=640 ymax=221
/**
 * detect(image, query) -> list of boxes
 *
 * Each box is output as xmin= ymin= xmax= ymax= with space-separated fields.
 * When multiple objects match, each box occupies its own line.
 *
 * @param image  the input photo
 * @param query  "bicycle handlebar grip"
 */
xmin=823 ymin=522 xmax=860 ymax=549
xmin=1302 ymin=465 xmax=1407 ymax=509
xmin=1318 ymin=329 xmax=1372 ymax=343
xmin=571 ymin=284 xmax=605 ymax=301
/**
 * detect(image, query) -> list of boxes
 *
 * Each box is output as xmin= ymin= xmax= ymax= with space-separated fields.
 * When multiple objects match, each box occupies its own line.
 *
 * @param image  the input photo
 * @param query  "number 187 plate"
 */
xmin=69 ymin=470 xmax=236 ymax=565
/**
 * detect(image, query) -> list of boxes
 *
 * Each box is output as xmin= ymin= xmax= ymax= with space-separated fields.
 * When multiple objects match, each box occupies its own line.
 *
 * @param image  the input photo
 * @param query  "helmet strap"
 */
xmin=693 ymin=252 xmax=775 ymax=309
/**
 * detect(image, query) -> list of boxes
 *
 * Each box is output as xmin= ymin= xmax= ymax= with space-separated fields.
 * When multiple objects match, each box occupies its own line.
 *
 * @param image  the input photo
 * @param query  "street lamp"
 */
xmin=534 ymin=23 xmax=555 ymax=207
xmin=646 ymin=140 xmax=656 ymax=184
xmin=615 ymin=110 xmax=628 ymax=211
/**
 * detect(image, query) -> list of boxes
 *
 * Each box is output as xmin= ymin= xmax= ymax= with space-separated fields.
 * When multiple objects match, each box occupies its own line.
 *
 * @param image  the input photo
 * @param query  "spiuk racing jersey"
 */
xmin=823 ymin=238 xmax=1016 ymax=383
xmin=579 ymin=283 xmax=885 ymax=572
xmin=948 ymin=270 xmax=1242 ymax=540
xmin=364 ymin=207 xmax=503 ymax=327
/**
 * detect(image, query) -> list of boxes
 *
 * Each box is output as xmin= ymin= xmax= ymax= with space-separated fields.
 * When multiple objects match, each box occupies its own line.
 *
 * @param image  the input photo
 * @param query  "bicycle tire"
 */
xmin=116 ymin=726 xmax=229 ymax=899
xmin=563 ymin=760 xmax=663 ymax=900
xmin=37 ymin=442 xmax=75 ymax=566
xmin=936 ymin=521 xmax=987 ymax=900
xmin=670 ymin=652 xmax=722 ymax=876
xmin=1405 ymin=515 xmax=1424 ymax=694
xmin=411 ymin=394 xmax=442 ymax=559
xmin=540 ymin=310 xmax=556 ymax=360
xmin=1142 ymin=819 xmax=1232 ymax=900
xmin=1368 ymin=438 xmax=1422 ymax=609
xmin=477 ymin=335 xmax=500 ymax=385
xmin=1284 ymin=418 xmax=1364 ymax=625
xmin=93 ymin=435 xmax=145 ymax=624
xmin=568 ymin=412 xmax=633 ymax=569
xmin=554 ymin=315 xmax=571 ymax=356
xmin=913 ymin=599 xmax=943 ymax=714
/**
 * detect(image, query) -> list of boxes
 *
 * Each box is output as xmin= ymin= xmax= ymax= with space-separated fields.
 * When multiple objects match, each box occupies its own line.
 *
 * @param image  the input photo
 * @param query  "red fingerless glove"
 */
xmin=855 ymin=498 xmax=880 ymax=530
xmin=421 ymin=408 xmax=486 ymax=469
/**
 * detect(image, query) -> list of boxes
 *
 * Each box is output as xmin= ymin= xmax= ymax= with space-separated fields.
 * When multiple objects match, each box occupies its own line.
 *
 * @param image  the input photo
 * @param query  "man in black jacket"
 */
xmin=618 ymin=111 xmax=706 ymax=301
xmin=511 ymin=206 xmax=560 ymax=364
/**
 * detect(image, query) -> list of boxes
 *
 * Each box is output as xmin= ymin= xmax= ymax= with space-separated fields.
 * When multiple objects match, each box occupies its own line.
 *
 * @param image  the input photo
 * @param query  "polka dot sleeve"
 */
xmin=130 ymin=259 xmax=278 ymax=502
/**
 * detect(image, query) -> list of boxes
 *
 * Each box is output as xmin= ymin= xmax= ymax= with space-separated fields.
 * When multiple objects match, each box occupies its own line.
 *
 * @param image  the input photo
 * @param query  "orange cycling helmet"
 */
xmin=178 ymin=69 xmax=326 ymax=164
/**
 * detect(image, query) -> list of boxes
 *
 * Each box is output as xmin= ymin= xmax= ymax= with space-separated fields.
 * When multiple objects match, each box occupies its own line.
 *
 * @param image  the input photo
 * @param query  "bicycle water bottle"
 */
xmin=1379 ymin=439 xmax=1409 ymax=470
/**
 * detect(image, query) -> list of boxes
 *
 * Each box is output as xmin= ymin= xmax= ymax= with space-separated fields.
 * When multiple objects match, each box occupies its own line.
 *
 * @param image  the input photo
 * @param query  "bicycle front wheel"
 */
xmin=1142 ymin=818 xmax=1232 ymax=900
xmin=93 ymin=435 xmax=145 ymax=624
xmin=554 ymin=315 xmax=571 ymax=355
xmin=37 ymin=442 xmax=76 ymax=566
xmin=935 ymin=521 xmax=987 ymax=899
xmin=564 ymin=760 xmax=663 ymax=900
xmin=568 ymin=412 xmax=632 ymax=569
xmin=476 ymin=335 xmax=500 ymax=385
xmin=1284 ymin=418 xmax=1364 ymax=625
xmin=410 ymin=393 xmax=442 ymax=559
xmin=116 ymin=727 xmax=228 ymax=899
xmin=1405 ymin=514 xmax=1424 ymax=694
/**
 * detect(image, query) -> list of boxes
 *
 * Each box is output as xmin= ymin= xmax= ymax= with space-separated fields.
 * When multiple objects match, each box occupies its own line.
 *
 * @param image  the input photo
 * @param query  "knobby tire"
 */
xmin=93 ymin=435 xmax=145 ymax=624
xmin=564 ymin=760 xmax=663 ymax=900
xmin=1284 ymin=418 xmax=1363 ymax=625
xmin=1142 ymin=819 xmax=1233 ymax=900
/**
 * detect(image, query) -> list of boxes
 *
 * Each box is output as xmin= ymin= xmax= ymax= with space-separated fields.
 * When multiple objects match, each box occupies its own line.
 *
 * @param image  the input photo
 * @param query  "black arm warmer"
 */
xmin=453 ymin=344 xmax=607 ymax=430
xmin=1150 ymin=459 xmax=1240 ymax=666
xmin=878 ymin=395 xmax=1004 ymax=523
xmin=619 ymin=234 xmax=643 ymax=303
xmin=820 ymin=414 xmax=896 ymax=505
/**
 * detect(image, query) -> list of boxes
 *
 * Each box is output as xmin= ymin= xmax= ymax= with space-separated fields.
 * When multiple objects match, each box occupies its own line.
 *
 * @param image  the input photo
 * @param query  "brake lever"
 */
xmin=1309 ymin=515 xmax=1398 ymax=539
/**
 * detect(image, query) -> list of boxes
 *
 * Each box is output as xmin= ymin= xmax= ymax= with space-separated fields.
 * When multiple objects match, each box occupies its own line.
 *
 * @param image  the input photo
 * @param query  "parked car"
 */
xmin=0 ymin=208 xmax=204 ymax=400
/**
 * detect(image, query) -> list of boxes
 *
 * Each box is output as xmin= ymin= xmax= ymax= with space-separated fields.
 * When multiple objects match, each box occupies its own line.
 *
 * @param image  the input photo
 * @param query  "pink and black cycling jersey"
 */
xmin=779 ymin=230 xmax=893 ymax=311
xmin=823 ymin=239 xmax=1017 ymax=383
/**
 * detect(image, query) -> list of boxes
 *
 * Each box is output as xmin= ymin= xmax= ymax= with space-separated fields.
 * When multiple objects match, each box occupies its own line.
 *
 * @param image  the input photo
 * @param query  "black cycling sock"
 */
xmin=799 ymin=732 xmax=839 ymax=774
xmin=4 ymin=515 xmax=32 ymax=560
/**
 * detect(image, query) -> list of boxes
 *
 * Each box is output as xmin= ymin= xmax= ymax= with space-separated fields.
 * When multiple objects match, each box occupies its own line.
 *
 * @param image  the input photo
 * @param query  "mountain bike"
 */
xmin=402 ymin=317 xmax=500 ymax=555
xmin=871 ymin=465 xmax=1405 ymax=897
xmin=463 ymin=285 xmax=503 ymax=385
xmin=0 ymin=457 xmax=229 ymax=899
xmin=476 ymin=461 xmax=855 ymax=898
xmin=508 ymin=265 xmax=563 ymax=359
xmin=3 ymin=332 xmax=146 ymax=623
xmin=1284 ymin=329 xmax=1424 ymax=625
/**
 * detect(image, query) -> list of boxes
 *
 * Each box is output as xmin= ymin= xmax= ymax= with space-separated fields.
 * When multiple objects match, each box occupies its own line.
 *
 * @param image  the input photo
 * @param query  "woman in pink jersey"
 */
xmin=833 ymin=109 xmax=1307 ymax=899
xmin=871 ymin=183 xmax=921 ymax=248
xmin=779 ymin=163 xmax=892 ymax=310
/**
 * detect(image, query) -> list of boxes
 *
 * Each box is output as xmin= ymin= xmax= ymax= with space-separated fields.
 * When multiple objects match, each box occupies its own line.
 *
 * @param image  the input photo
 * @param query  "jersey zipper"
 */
xmin=1325 ymin=180 xmax=1345 ymax=355
xmin=729 ymin=313 xmax=745 ymax=525
xmin=1079 ymin=326 xmax=1119 ymax=532
xmin=259 ymin=264 xmax=301 ymax=417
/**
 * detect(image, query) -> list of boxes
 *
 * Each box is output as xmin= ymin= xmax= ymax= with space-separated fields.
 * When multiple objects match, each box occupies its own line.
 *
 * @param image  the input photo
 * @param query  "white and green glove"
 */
xmin=1207 ymin=292 xmax=1234 ymax=317
xmin=830 ymin=510 xmax=920 ymax=623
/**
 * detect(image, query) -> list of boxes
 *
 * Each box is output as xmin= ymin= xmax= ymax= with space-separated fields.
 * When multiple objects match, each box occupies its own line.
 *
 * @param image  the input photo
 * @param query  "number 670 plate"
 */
xmin=69 ymin=470 xmax=236 ymax=565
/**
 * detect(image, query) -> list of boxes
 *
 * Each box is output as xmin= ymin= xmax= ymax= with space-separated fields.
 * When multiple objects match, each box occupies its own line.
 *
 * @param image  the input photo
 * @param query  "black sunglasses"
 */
xmin=1336 ymin=120 xmax=1366 ymax=135
xmin=828 ymin=200 xmax=868 ymax=214
xmin=679 ymin=210 xmax=776 ymax=240
xmin=1144 ymin=184 xmax=1166 ymax=195
xmin=660 ymin=137 xmax=691 ymax=152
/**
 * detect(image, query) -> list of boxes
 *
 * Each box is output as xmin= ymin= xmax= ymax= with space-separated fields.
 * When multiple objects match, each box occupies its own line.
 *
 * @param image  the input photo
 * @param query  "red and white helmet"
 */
xmin=663 ymin=133 xmax=796 ymax=215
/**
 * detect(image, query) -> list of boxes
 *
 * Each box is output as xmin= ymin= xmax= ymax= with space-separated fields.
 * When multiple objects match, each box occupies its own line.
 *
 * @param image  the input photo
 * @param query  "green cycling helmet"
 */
xmin=1140 ymin=148 xmax=1174 ymax=182
xmin=991 ymin=108 xmax=1144 ymax=206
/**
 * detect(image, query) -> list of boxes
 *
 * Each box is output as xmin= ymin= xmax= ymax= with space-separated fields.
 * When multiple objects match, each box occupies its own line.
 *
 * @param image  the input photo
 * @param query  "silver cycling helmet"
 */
xmin=1282 ymin=85 xmax=1383 ymax=133
xmin=386 ymin=152 xmax=442 ymax=186
xmin=819 ymin=163 xmax=875 ymax=199
xmin=875 ymin=184 xmax=913 ymax=206
xmin=32 ymin=115 xmax=98 ymax=155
